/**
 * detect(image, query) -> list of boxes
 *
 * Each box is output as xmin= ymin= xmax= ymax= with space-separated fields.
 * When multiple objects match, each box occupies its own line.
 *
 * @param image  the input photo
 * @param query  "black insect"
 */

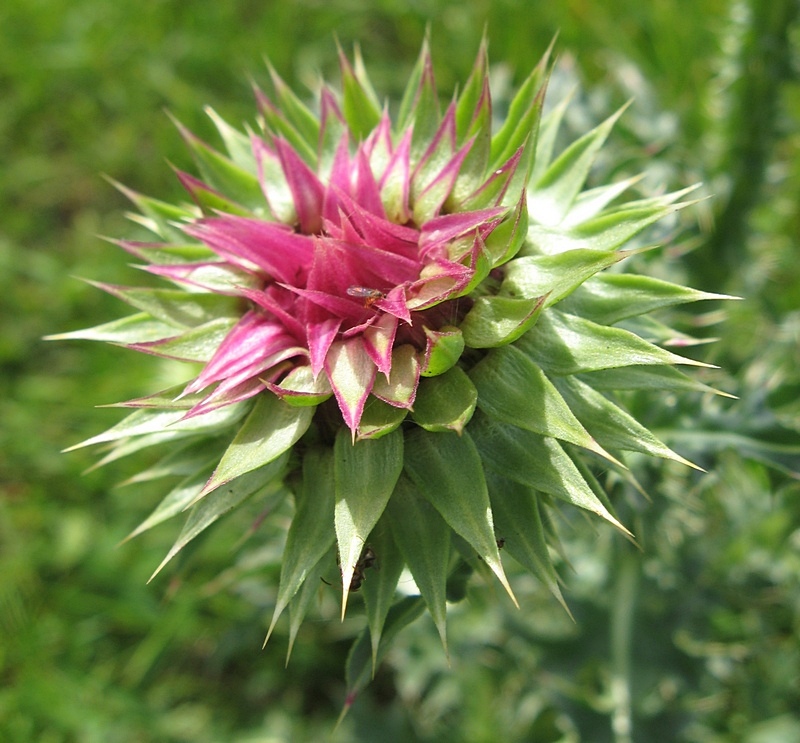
xmin=323 ymin=545 xmax=378 ymax=592
xmin=347 ymin=545 xmax=377 ymax=592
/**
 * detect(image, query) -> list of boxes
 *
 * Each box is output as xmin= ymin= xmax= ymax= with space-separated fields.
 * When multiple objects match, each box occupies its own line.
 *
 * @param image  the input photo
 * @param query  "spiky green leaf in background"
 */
xmin=51 ymin=39 xmax=732 ymax=692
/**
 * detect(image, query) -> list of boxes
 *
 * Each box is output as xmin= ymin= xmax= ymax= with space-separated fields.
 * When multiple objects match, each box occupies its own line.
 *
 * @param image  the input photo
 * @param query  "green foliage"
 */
xmin=3 ymin=1 xmax=799 ymax=742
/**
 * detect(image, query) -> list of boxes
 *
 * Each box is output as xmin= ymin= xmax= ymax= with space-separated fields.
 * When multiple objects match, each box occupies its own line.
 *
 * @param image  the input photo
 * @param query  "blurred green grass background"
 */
xmin=2 ymin=1 xmax=799 ymax=741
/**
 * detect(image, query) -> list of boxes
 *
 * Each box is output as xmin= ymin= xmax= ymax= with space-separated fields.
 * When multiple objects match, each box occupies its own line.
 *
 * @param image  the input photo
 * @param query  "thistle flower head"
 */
xmin=119 ymin=42 xmax=534 ymax=438
xmin=55 ymin=40 xmax=729 ymax=688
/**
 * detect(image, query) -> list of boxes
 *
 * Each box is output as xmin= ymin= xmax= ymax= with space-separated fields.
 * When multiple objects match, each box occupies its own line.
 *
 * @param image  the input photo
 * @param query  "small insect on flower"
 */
xmin=346 ymin=286 xmax=386 ymax=308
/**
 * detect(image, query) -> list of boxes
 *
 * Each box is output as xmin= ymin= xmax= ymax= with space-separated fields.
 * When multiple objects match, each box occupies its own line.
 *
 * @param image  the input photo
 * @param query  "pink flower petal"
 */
xmin=281 ymin=284 xmax=364 ymax=321
xmin=419 ymin=207 xmax=507 ymax=252
xmin=307 ymin=316 xmax=342 ymax=377
xmin=184 ymin=217 xmax=313 ymax=283
xmin=332 ymin=192 xmax=419 ymax=263
xmin=363 ymin=312 xmax=399 ymax=376
xmin=238 ymin=285 xmax=306 ymax=340
xmin=324 ymin=337 xmax=377 ymax=433
xmin=182 ymin=377 xmax=268 ymax=420
xmin=353 ymin=147 xmax=386 ymax=218
xmin=405 ymin=259 xmax=473 ymax=310
xmin=376 ymin=285 xmax=412 ymax=324
xmin=183 ymin=311 xmax=300 ymax=394
xmin=251 ymin=134 xmax=296 ymax=223
xmin=322 ymin=134 xmax=353 ymax=223
xmin=275 ymin=138 xmax=325 ymax=233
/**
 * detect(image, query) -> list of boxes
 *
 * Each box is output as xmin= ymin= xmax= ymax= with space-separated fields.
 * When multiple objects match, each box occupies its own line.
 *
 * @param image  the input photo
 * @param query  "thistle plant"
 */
xmin=55 ymin=40 xmax=728 ymax=689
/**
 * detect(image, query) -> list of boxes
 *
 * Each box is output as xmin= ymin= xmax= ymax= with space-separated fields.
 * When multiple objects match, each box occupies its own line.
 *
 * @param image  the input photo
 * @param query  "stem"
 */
xmin=690 ymin=0 xmax=798 ymax=289
xmin=610 ymin=548 xmax=639 ymax=743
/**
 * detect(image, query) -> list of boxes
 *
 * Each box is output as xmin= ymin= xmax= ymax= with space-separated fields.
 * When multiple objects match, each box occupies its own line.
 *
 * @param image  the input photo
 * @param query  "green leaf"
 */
xmin=177 ymin=176 xmax=254 ymax=217
xmin=287 ymin=546 xmax=336 ymax=662
xmin=552 ymin=374 xmax=702 ymax=469
xmin=351 ymin=46 xmax=383 ymax=116
xmin=485 ymin=470 xmax=569 ymax=614
xmin=265 ymin=448 xmax=337 ymax=644
xmin=114 ymin=241 xmax=217 ymax=266
xmin=411 ymin=129 xmax=460 ymax=225
xmin=119 ymin=438 xmax=222 ymax=484
xmin=199 ymin=394 xmax=314 ymax=497
xmin=334 ymin=427 xmax=404 ymax=617
xmin=88 ymin=283 xmax=240 ymax=329
xmin=530 ymin=91 xmax=572 ymax=185
xmin=149 ymin=459 xmax=288 ymax=581
xmin=460 ymin=293 xmax=547 ymax=348
xmin=559 ymin=273 xmax=737 ymax=326
xmin=420 ymin=326 xmax=464 ymax=377
xmin=490 ymin=41 xmax=551 ymax=172
xmin=361 ymin=519 xmax=405 ymax=673
xmin=567 ymin=446 xmax=627 ymax=524
xmin=172 ymin=116 xmax=265 ymax=211
xmin=131 ymin=317 xmax=239 ymax=362
xmin=261 ymin=108 xmax=319 ymax=170
xmin=411 ymin=366 xmax=477 ymax=434
xmin=107 ymin=383 xmax=210 ymax=411
xmin=387 ymin=476 xmax=451 ymax=651
xmin=502 ymin=248 xmax=640 ymax=307
xmin=123 ymin=471 xmax=209 ymax=542
xmin=110 ymin=179 xmax=196 ymax=242
xmin=204 ymin=106 xmax=257 ymax=172
xmin=581 ymin=364 xmax=732 ymax=397
xmin=470 ymin=345 xmax=623 ymax=466
xmin=558 ymin=176 xmax=642 ymax=227
xmin=403 ymin=429 xmax=516 ymax=605
xmin=45 ymin=313 xmax=177 ymax=345
xmin=265 ymin=63 xmax=321 ymax=150
xmin=455 ymin=237 xmax=493 ymax=297
xmin=469 ymin=411 xmax=631 ymax=534
xmin=483 ymin=193 xmax=528 ymax=265
xmin=65 ymin=401 xmax=248 ymax=452
xmin=356 ymin=399 xmax=408 ymax=440
xmin=529 ymin=103 xmax=628 ymax=225
xmin=317 ymin=87 xmax=349 ymax=180
xmin=339 ymin=46 xmax=383 ymax=140
xmin=526 ymin=197 xmax=694 ymax=255
xmin=397 ymin=38 xmax=438 ymax=139
xmin=268 ymin=364 xmax=333 ymax=407
xmin=451 ymin=75 xmax=491 ymax=205
xmin=516 ymin=310 xmax=715 ymax=376
xmin=342 ymin=596 xmax=425 ymax=720
xmin=620 ymin=315 xmax=715 ymax=348
xmin=371 ymin=344 xmax=419 ymax=408
xmin=455 ymin=36 xmax=488 ymax=142
xmin=87 ymin=431 xmax=193 ymax=471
